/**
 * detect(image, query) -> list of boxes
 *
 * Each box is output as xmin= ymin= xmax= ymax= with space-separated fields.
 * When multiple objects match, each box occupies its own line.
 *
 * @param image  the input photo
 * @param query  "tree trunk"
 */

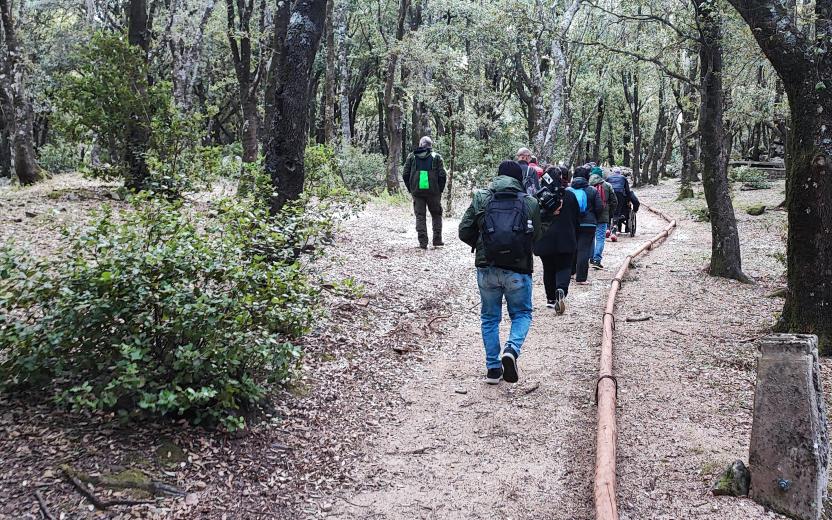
xmin=0 ymin=115 xmax=10 ymax=177
xmin=592 ymin=96 xmax=604 ymax=164
xmin=265 ymin=0 xmax=329 ymax=213
xmin=694 ymin=0 xmax=749 ymax=283
xmin=382 ymin=0 xmax=409 ymax=193
xmin=0 ymin=0 xmax=41 ymax=185
xmin=263 ymin=0 xmax=290 ymax=144
xmin=535 ymin=0 xmax=582 ymax=161
xmin=125 ymin=0 xmax=151 ymax=190
xmin=605 ymin=115 xmax=615 ymax=164
xmin=323 ymin=0 xmax=336 ymax=144
xmin=445 ymin=105 xmax=456 ymax=213
xmin=335 ymin=0 xmax=351 ymax=149
xmin=725 ymin=0 xmax=832 ymax=349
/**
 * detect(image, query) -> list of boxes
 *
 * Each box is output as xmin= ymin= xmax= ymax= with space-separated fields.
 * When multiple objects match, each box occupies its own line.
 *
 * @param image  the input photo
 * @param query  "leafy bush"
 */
xmin=338 ymin=146 xmax=387 ymax=193
xmin=55 ymin=33 xmax=168 ymax=165
xmin=145 ymin=104 xmax=221 ymax=196
xmin=37 ymin=140 xmax=80 ymax=173
xmin=0 ymin=195 xmax=327 ymax=430
xmin=729 ymin=165 xmax=771 ymax=190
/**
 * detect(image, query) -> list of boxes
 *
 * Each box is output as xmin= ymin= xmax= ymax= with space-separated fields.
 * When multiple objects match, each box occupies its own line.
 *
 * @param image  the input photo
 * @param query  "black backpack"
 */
xmin=481 ymin=191 xmax=534 ymax=267
xmin=409 ymin=153 xmax=440 ymax=196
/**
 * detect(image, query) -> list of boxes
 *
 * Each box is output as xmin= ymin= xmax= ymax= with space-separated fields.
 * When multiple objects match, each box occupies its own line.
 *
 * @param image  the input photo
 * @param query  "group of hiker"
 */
xmin=402 ymin=137 xmax=639 ymax=384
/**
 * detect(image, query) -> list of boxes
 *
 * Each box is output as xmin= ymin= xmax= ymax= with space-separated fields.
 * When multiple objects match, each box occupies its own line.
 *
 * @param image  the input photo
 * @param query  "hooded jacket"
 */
xmin=458 ymin=175 xmax=542 ymax=274
xmin=589 ymin=173 xmax=618 ymax=224
xmin=606 ymin=172 xmax=632 ymax=198
xmin=569 ymin=176 xmax=603 ymax=228
xmin=534 ymin=189 xmax=579 ymax=257
xmin=403 ymin=147 xmax=447 ymax=195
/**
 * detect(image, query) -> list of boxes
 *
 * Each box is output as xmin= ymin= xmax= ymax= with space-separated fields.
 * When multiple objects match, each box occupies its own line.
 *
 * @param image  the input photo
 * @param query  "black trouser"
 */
xmin=540 ymin=253 xmax=573 ymax=301
xmin=413 ymin=195 xmax=443 ymax=246
xmin=573 ymin=227 xmax=596 ymax=282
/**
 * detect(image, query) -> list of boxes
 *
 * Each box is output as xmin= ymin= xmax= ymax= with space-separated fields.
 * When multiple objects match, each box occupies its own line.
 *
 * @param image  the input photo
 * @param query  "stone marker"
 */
xmin=712 ymin=460 xmax=750 ymax=496
xmin=749 ymin=334 xmax=829 ymax=520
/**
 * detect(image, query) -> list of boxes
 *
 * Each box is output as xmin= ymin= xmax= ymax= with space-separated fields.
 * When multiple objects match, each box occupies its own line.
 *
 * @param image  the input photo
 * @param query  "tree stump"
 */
xmin=749 ymin=334 xmax=829 ymax=520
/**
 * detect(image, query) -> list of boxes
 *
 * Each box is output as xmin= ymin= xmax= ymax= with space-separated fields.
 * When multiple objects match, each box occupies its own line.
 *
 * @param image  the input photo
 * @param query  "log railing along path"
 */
xmin=594 ymin=204 xmax=678 ymax=520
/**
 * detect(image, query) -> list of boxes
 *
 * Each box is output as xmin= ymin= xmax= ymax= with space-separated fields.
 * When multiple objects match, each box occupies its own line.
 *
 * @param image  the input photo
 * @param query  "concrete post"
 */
xmin=749 ymin=334 xmax=829 ymax=520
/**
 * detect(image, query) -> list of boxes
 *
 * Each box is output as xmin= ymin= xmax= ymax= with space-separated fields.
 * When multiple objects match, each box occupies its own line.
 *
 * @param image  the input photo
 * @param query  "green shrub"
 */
xmin=338 ymin=146 xmax=387 ymax=193
xmin=37 ymin=141 xmax=80 ymax=173
xmin=729 ymin=165 xmax=771 ymax=190
xmin=0 ymin=195 xmax=327 ymax=430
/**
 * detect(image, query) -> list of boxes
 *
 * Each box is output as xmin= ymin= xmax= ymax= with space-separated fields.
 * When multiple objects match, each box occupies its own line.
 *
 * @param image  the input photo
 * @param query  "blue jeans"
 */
xmin=476 ymin=267 xmax=533 ymax=369
xmin=593 ymin=223 xmax=608 ymax=263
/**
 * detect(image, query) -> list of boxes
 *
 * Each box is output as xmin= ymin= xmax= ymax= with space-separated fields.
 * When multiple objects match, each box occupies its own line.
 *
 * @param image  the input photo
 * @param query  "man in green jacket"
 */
xmin=458 ymin=161 xmax=542 ymax=385
xmin=403 ymin=136 xmax=447 ymax=249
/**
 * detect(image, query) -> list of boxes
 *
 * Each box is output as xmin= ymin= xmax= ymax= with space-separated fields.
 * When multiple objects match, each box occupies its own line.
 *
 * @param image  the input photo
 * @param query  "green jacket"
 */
xmin=589 ymin=173 xmax=618 ymax=224
xmin=458 ymin=176 xmax=542 ymax=274
xmin=403 ymin=147 xmax=447 ymax=196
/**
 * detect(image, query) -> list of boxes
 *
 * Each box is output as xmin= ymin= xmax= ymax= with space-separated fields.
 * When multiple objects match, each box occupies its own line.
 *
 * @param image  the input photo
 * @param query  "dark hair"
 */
xmin=530 ymin=156 xmax=538 ymax=164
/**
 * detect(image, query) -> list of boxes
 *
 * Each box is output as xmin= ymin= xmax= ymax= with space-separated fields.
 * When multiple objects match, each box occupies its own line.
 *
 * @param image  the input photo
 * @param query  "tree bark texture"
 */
xmin=125 ymin=0 xmax=151 ymax=190
xmin=536 ymin=0 xmax=582 ymax=161
xmin=335 ymin=0 xmax=351 ymax=149
xmin=0 ymin=0 xmax=41 ymax=185
xmin=726 ymin=0 xmax=832 ymax=349
xmin=265 ymin=0 xmax=328 ymax=213
xmin=225 ymin=0 xmax=265 ymax=164
xmin=694 ymin=0 xmax=749 ymax=283
xmin=323 ymin=0 xmax=336 ymax=144
xmin=382 ymin=0 xmax=409 ymax=193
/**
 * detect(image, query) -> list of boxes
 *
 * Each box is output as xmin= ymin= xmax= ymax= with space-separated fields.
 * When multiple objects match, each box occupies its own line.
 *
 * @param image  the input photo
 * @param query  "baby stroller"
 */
xmin=613 ymin=191 xmax=640 ymax=237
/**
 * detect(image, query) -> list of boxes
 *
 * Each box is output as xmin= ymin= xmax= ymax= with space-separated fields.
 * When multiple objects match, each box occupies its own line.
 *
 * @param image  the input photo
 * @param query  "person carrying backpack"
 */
xmin=606 ymin=166 xmax=632 ymax=241
xmin=588 ymin=167 xmax=617 ymax=269
xmin=458 ymin=160 xmax=542 ymax=385
xmin=515 ymin=147 xmax=542 ymax=195
xmin=403 ymin=136 xmax=447 ymax=249
xmin=569 ymin=172 xmax=603 ymax=284
xmin=534 ymin=166 xmax=578 ymax=314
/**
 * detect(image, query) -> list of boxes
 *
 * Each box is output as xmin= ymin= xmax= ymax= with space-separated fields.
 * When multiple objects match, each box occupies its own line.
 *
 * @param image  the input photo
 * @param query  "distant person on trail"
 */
xmin=530 ymin=155 xmax=544 ymax=178
xmin=606 ymin=167 xmax=638 ymax=241
xmin=458 ymin=160 xmax=542 ymax=385
xmin=515 ymin=147 xmax=542 ymax=195
xmin=535 ymin=166 xmax=578 ymax=314
xmin=588 ymin=166 xmax=617 ymax=270
xmin=569 ymin=167 xmax=603 ymax=285
xmin=403 ymin=136 xmax=447 ymax=250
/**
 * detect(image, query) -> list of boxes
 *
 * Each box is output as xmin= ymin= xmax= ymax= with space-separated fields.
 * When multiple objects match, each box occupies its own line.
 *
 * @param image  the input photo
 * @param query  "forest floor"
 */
xmin=0 ymin=173 xmax=827 ymax=520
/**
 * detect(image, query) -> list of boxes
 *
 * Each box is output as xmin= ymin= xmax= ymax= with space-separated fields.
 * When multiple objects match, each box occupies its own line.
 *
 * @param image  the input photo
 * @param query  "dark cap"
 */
xmin=498 ymin=160 xmax=523 ymax=182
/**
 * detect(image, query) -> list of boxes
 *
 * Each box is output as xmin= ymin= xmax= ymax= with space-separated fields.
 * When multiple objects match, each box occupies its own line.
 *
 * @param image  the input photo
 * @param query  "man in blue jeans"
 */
xmin=458 ymin=161 xmax=542 ymax=384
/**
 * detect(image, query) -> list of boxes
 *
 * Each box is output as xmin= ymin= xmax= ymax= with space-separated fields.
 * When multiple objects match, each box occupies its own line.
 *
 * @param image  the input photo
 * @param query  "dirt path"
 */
xmin=0 ymin=177 xmax=822 ymax=519
xmin=325 ymin=200 xmax=667 ymax=519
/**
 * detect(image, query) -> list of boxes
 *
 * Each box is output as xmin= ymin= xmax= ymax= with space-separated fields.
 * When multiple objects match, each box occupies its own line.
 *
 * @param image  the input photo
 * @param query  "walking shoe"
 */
xmin=501 ymin=348 xmax=519 ymax=384
xmin=576 ymin=280 xmax=590 ymax=285
xmin=485 ymin=367 xmax=503 ymax=385
xmin=433 ymin=241 xmax=445 ymax=248
xmin=610 ymin=234 xmax=618 ymax=242
xmin=546 ymin=300 xmax=556 ymax=309
xmin=419 ymin=243 xmax=428 ymax=250
xmin=605 ymin=229 xmax=611 ymax=238
xmin=590 ymin=260 xmax=603 ymax=270
xmin=555 ymin=288 xmax=566 ymax=315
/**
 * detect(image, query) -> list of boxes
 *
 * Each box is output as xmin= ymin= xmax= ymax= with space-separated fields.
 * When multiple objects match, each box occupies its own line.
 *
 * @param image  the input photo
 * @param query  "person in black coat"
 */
xmin=570 ymin=175 xmax=603 ymax=284
xmin=534 ymin=166 xmax=579 ymax=314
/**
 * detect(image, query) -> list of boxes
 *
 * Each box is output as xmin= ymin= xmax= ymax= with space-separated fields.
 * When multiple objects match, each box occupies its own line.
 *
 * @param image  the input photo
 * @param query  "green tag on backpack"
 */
xmin=418 ymin=170 xmax=429 ymax=190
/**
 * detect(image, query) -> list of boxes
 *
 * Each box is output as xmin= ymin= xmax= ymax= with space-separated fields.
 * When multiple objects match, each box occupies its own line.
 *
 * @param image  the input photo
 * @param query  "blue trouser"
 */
xmin=593 ymin=223 xmax=608 ymax=262
xmin=476 ymin=267 xmax=533 ymax=370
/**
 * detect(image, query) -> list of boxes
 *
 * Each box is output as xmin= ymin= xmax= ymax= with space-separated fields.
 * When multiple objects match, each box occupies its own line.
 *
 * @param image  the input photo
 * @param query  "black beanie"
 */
xmin=498 ymin=160 xmax=523 ymax=182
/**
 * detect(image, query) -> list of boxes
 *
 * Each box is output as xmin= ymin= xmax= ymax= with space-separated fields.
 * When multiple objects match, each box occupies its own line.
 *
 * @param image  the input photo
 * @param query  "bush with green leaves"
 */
xmin=729 ymin=165 xmax=772 ymax=190
xmin=37 ymin=140 xmax=80 ymax=174
xmin=338 ymin=146 xmax=387 ymax=193
xmin=55 ymin=33 xmax=168 ymax=169
xmin=0 ymin=195 xmax=327 ymax=430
